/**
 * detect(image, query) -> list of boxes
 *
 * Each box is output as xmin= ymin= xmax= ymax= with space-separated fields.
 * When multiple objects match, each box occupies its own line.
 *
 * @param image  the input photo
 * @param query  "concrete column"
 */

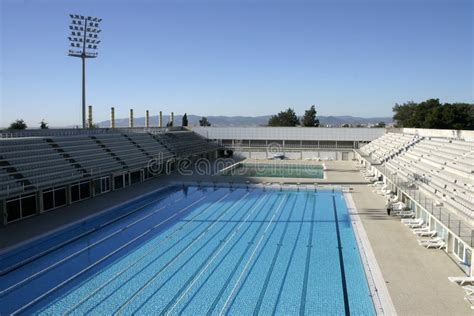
xmin=38 ymin=190 xmax=43 ymax=213
xmin=1 ymin=199 xmax=6 ymax=226
xmin=88 ymin=105 xmax=93 ymax=128
xmin=159 ymin=111 xmax=163 ymax=128
xmin=110 ymin=107 xmax=115 ymax=128
xmin=129 ymin=109 xmax=134 ymax=128
xmin=145 ymin=110 xmax=150 ymax=128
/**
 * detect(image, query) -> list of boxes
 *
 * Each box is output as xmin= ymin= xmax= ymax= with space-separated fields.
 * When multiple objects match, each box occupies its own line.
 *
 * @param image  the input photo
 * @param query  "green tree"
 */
xmin=393 ymin=99 xmax=474 ymax=130
xmin=301 ymin=105 xmax=320 ymax=127
xmin=40 ymin=119 xmax=49 ymax=129
xmin=374 ymin=121 xmax=386 ymax=128
xmin=199 ymin=117 xmax=211 ymax=126
xmin=268 ymin=108 xmax=300 ymax=127
xmin=9 ymin=119 xmax=27 ymax=130
xmin=392 ymin=101 xmax=417 ymax=127
xmin=182 ymin=113 xmax=188 ymax=127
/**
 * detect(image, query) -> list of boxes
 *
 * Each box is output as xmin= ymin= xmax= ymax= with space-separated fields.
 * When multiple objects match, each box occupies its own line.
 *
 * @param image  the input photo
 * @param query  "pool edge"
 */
xmin=0 ymin=184 xmax=175 ymax=257
xmin=343 ymin=191 xmax=397 ymax=316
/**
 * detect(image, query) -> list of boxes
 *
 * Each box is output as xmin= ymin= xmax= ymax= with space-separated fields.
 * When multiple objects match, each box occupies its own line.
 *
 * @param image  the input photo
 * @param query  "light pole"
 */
xmin=67 ymin=14 xmax=102 ymax=128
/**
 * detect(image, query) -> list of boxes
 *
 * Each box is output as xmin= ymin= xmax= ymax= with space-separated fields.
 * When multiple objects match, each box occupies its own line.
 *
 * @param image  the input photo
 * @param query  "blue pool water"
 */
xmin=0 ymin=185 xmax=375 ymax=315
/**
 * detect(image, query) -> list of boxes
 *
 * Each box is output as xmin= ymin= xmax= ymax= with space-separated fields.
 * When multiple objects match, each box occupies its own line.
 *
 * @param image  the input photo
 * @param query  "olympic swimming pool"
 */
xmin=0 ymin=185 xmax=375 ymax=315
xmin=221 ymin=163 xmax=325 ymax=179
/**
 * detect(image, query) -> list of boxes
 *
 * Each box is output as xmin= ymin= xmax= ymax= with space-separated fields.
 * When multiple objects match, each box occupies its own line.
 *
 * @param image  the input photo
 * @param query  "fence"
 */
xmin=378 ymin=164 xmax=474 ymax=246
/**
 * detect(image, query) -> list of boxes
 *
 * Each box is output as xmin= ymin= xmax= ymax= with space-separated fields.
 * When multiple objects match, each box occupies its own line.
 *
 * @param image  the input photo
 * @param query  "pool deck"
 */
xmin=0 ymin=160 xmax=471 ymax=314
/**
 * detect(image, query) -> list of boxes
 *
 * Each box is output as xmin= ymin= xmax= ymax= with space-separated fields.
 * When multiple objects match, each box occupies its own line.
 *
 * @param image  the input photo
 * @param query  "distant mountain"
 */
xmin=97 ymin=114 xmax=392 ymax=127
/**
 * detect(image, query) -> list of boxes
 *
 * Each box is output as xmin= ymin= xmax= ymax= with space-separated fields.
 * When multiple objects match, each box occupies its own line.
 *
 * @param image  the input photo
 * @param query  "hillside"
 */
xmin=97 ymin=114 xmax=392 ymax=127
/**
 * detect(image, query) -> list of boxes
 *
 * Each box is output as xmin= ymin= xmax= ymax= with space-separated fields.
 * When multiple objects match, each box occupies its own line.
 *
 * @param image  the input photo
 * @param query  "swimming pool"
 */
xmin=221 ymin=163 xmax=325 ymax=179
xmin=0 ymin=185 xmax=374 ymax=315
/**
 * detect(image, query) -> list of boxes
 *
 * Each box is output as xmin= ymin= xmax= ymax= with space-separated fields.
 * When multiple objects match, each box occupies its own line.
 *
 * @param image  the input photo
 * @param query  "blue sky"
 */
xmin=1 ymin=0 xmax=472 ymax=127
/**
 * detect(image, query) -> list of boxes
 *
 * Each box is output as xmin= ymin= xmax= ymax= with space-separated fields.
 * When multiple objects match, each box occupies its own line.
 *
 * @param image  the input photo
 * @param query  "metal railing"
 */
xmin=377 ymin=164 xmax=474 ymax=247
xmin=0 ymin=127 xmax=180 ymax=139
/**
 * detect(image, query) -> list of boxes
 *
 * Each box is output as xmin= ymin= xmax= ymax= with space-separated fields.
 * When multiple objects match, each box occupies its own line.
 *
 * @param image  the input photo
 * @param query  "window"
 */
xmin=80 ymin=182 xmax=90 ymax=199
xmin=22 ymin=195 xmax=36 ymax=217
xmin=114 ymin=175 xmax=124 ymax=189
xmin=130 ymin=170 xmax=141 ymax=184
xmin=458 ymin=242 xmax=465 ymax=262
xmin=6 ymin=194 xmax=37 ymax=223
xmin=94 ymin=176 xmax=110 ymax=195
xmin=6 ymin=199 xmax=21 ymax=222
xmin=43 ymin=186 xmax=67 ymax=211
xmin=43 ymin=190 xmax=54 ymax=211
xmin=114 ymin=173 xmax=129 ymax=190
xmin=70 ymin=181 xmax=91 ymax=203
xmin=71 ymin=184 xmax=80 ymax=202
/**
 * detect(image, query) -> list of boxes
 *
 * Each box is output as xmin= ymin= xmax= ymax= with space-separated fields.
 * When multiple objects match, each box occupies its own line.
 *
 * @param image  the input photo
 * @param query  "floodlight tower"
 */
xmin=67 ymin=14 xmax=102 ymax=128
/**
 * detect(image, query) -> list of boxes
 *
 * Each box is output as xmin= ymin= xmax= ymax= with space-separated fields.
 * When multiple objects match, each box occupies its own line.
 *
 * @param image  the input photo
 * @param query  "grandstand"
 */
xmin=357 ymin=131 xmax=473 ymax=222
xmin=0 ymin=129 xmax=219 ymax=224
xmin=356 ymin=128 xmax=474 ymax=283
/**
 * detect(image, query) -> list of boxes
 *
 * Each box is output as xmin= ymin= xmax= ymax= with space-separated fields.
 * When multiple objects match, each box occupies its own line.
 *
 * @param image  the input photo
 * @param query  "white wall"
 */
xmin=192 ymin=127 xmax=385 ymax=141
xmin=403 ymin=128 xmax=474 ymax=142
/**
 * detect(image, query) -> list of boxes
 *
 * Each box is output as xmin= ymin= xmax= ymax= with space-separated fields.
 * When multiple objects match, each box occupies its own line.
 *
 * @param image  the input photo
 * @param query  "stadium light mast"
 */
xmin=67 ymin=14 xmax=102 ymax=128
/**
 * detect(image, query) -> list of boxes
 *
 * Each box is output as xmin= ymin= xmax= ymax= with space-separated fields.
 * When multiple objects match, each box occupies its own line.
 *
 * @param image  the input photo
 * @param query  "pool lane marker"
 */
xmin=204 ymin=193 xmax=282 ymax=315
xmin=0 ymin=190 xmax=201 ymax=297
xmin=224 ymin=195 xmax=294 ymax=312
xmin=219 ymin=194 xmax=288 ymax=316
xmin=63 ymin=190 xmax=233 ymax=315
xmin=271 ymin=192 xmax=310 ymax=315
xmin=11 ymin=192 xmax=214 ymax=316
xmin=206 ymin=194 xmax=280 ymax=316
xmin=253 ymin=193 xmax=299 ymax=315
xmin=332 ymin=195 xmax=351 ymax=316
xmin=0 ymin=187 xmax=183 ymax=276
xmin=300 ymin=193 xmax=316 ymax=315
xmin=112 ymin=191 xmax=252 ymax=316
xmin=180 ymin=193 xmax=275 ymax=312
xmin=161 ymin=192 xmax=269 ymax=315
xmin=125 ymin=191 xmax=262 ymax=315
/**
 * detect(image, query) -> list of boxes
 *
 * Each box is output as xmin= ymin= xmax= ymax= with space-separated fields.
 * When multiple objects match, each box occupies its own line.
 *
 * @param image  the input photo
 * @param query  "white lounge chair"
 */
xmin=418 ymin=236 xmax=443 ymax=246
xmin=462 ymin=285 xmax=474 ymax=295
xmin=463 ymin=295 xmax=474 ymax=309
xmin=392 ymin=204 xmax=407 ymax=212
xmin=412 ymin=226 xmax=428 ymax=232
xmin=389 ymin=195 xmax=400 ymax=203
xmin=369 ymin=181 xmax=384 ymax=187
xmin=449 ymin=276 xmax=474 ymax=286
xmin=402 ymin=218 xmax=422 ymax=225
xmin=421 ymin=239 xmax=446 ymax=249
xmin=394 ymin=210 xmax=414 ymax=218
xmin=419 ymin=236 xmax=442 ymax=243
xmin=414 ymin=230 xmax=437 ymax=237
xmin=406 ymin=220 xmax=424 ymax=228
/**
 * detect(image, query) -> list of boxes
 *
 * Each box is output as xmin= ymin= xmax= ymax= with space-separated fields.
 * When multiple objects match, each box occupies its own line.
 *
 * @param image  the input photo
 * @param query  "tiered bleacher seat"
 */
xmin=50 ymin=135 xmax=124 ymax=176
xmin=0 ymin=138 xmax=82 ymax=195
xmin=360 ymin=133 xmax=421 ymax=163
xmin=155 ymin=131 xmax=219 ymax=157
xmin=380 ymin=136 xmax=474 ymax=220
xmin=0 ymin=130 xmax=213 ymax=200
xmin=123 ymin=133 xmax=175 ymax=162
xmin=93 ymin=134 xmax=150 ymax=169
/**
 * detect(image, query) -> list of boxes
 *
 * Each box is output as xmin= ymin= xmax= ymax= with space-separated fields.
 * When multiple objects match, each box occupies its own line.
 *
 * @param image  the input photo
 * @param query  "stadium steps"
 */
xmin=89 ymin=136 xmax=128 ymax=169
xmin=148 ymin=132 xmax=175 ymax=155
xmin=44 ymin=138 xmax=88 ymax=174
xmin=0 ymin=155 xmax=32 ymax=187
xmin=122 ymin=134 xmax=153 ymax=159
